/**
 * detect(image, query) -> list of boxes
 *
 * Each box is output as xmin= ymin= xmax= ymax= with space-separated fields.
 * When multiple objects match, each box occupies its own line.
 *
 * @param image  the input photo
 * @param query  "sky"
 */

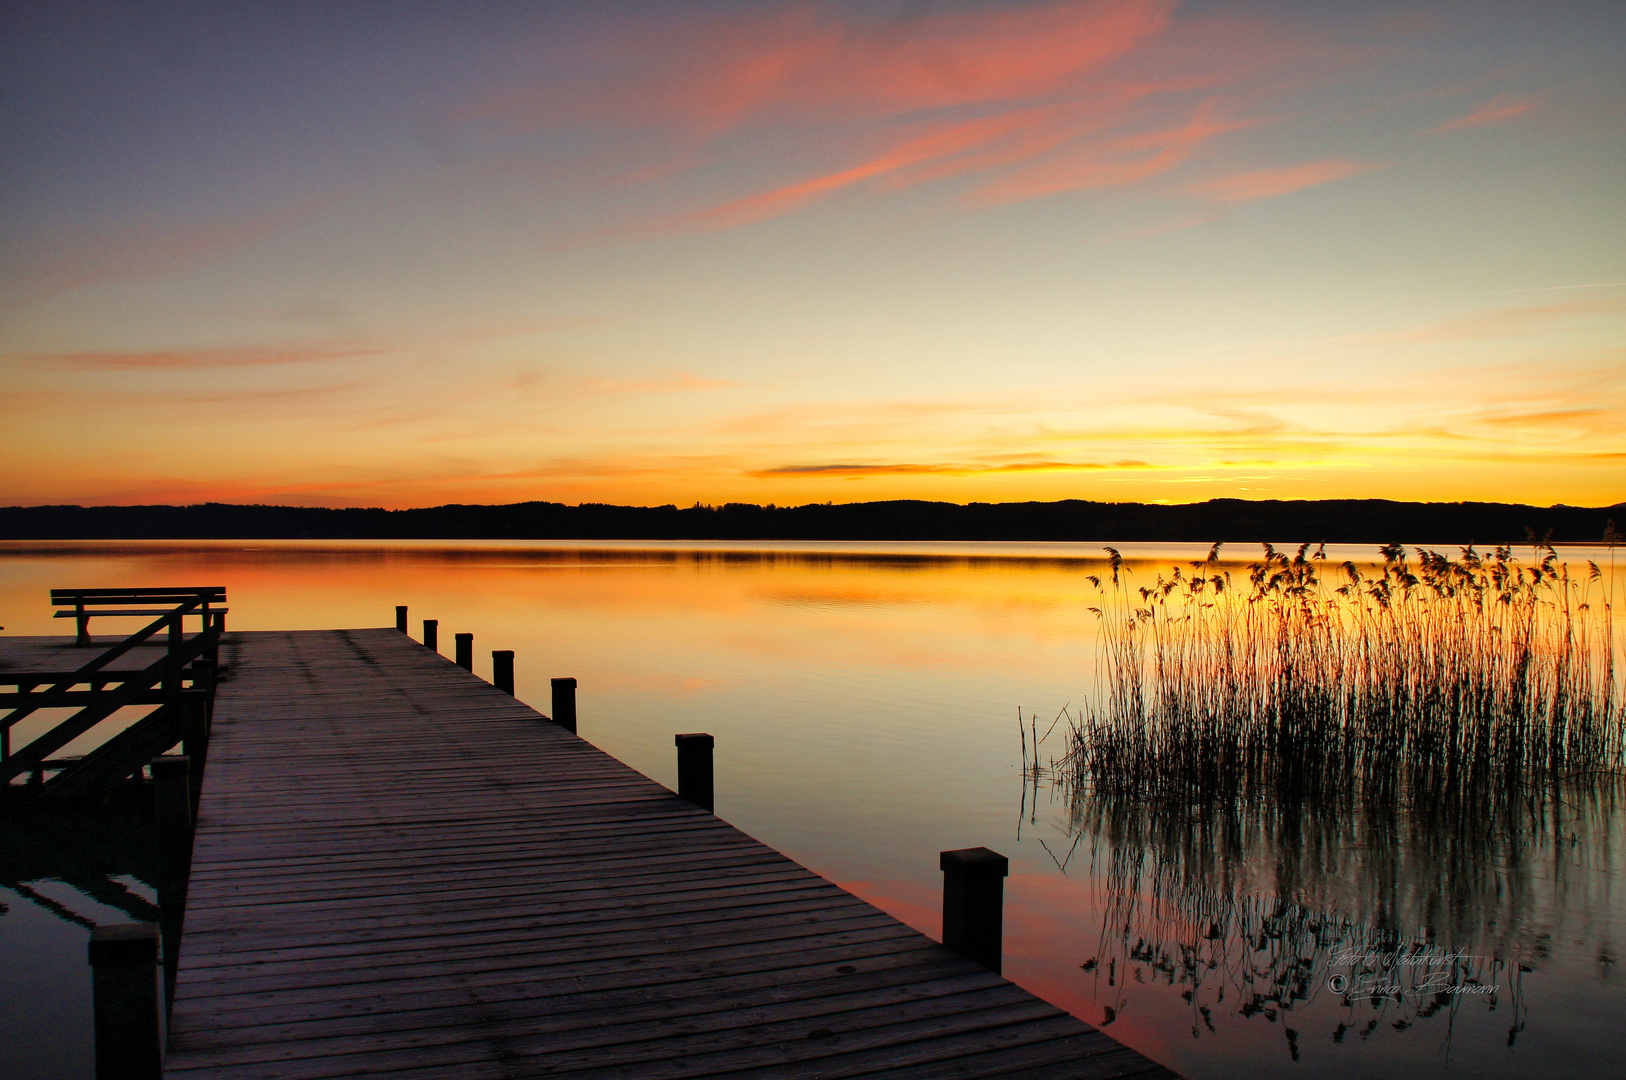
xmin=1 ymin=0 xmax=1622 ymax=510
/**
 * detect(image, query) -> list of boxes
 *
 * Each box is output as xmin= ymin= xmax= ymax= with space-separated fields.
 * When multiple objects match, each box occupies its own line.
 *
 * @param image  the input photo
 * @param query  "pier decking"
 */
xmin=162 ymin=628 xmax=1175 ymax=1079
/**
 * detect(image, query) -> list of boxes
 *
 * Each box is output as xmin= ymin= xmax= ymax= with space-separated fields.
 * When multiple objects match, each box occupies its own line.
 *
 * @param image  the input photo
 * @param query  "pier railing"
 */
xmin=0 ymin=587 xmax=225 ymax=800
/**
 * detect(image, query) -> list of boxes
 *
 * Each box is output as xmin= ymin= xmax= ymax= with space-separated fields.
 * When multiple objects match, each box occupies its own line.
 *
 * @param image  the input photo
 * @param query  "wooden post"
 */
xmin=674 ymin=733 xmax=714 ymax=813
xmin=151 ymin=756 xmax=192 ymax=1013
xmin=76 ymin=601 xmax=91 ymax=646
xmin=151 ymin=757 xmax=192 ymax=888
xmin=422 ymin=619 xmax=438 ymax=652
xmin=175 ymin=690 xmax=210 ymax=812
xmin=189 ymin=658 xmax=216 ymax=695
xmin=395 ymin=605 xmax=408 ymax=632
xmin=89 ymin=924 xmax=162 ymax=1080
xmin=492 ymin=651 xmax=515 ymax=695
xmin=940 ymin=847 xmax=1009 ymax=974
xmin=208 ymin=611 xmax=223 ymax=667
xmin=551 ymin=678 xmax=578 ymax=734
xmin=455 ymin=633 xmax=473 ymax=670
xmin=163 ymin=614 xmax=181 ymax=697
xmin=190 ymin=658 xmax=217 ymax=736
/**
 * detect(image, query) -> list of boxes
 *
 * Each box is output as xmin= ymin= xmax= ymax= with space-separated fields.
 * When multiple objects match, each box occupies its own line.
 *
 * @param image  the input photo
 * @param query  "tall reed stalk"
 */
xmin=1057 ymin=542 xmax=1624 ymax=821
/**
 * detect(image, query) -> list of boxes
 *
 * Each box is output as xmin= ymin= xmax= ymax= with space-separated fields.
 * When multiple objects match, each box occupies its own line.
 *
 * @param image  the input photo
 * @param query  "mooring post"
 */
xmin=189 ymin=657 xmax=216 ymax=696
xmin=163 ymin=614 xmax=182 ymax=697
xmin=151 ymin=757 xmax=192 ymax=892
xmin=551 ymin=677 xmax=578 ymax=734
xmin=493 ymin=650 xmax=515 ymax=695
xmin=422 ymin=619 xmax=438 ymax=652
xmin=940 ymin=847 xmax=1009 ymax=974
xmin=190 ymin=657 xmax=218 ymax=736
xmin=395 ymin=605 xmax=408 ymax=633
xmin=89 ymin=923 xmax=162 ymax=1080
xmin=674 ymin=733 xmax=714 ymax=812
xmin=208 ymin=610 xmax=224 ymax=667
xmin=455 ymin=633 xmax=473 ymax=670
xmin=151 ymin=756 xmax=192 ymax=1014
xmin=176 ymin=689 xmax=210 ymax=812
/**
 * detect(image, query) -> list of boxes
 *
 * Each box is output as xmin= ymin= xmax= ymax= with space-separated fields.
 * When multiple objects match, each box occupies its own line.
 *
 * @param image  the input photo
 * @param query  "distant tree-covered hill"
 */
xmin=0 ymin=499 xmax=1620 ymax=545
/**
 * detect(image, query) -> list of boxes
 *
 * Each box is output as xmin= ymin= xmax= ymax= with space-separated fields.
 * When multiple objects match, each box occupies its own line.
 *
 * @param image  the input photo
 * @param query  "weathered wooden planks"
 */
xmin=162 ymin=628 xmax=1178 ymax=1079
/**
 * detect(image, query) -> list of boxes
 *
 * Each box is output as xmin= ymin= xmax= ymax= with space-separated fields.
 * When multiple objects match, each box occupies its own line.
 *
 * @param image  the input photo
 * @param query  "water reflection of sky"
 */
xmin=1 ymin=540 xmax=1621 ymax=1079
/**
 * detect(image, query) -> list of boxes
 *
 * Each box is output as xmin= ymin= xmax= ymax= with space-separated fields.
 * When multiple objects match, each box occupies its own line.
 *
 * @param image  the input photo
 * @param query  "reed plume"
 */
xmin=1053 ymin=541 xmax=1623 ymax=822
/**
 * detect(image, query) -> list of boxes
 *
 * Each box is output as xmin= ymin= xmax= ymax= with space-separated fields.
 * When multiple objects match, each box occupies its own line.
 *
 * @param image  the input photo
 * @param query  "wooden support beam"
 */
xmin=422 ymin=619 xmax=438 ymax=653
xmin=454 ymin=633 xmax=473 ymax=671
xmin=395 ymin=605 xmax=408 ymax=633
xmin=492 ymin=650 xmax=514 ymax=695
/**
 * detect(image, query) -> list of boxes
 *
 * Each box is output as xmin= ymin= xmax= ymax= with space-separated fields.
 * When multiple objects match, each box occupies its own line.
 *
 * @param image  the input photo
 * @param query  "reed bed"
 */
xmin=1052 ymin=541 xmax=1624 ymax=822
xmin=1024 ymin=541 xmax=1623 ymax=1048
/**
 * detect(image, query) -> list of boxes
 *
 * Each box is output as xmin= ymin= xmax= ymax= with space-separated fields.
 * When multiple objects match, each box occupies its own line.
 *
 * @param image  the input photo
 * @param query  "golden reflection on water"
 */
xmin=1 ymin=539 xmax=1622 ymax=1080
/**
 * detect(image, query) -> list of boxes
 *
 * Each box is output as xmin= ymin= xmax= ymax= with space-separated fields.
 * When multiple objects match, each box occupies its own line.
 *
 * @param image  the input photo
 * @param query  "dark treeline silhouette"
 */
xmin=1 ymin=498 xmax=1620 ymax=543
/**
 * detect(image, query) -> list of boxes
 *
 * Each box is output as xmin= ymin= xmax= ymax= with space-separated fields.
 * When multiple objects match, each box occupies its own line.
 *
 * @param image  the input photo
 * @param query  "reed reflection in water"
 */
xmin=1024 ymin=541 xmax=1624 ymax=1076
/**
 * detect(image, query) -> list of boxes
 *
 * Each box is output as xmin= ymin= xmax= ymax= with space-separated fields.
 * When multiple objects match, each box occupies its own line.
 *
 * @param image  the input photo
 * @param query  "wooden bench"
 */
xmin=51 ymin=587 xmax=227 ymax=646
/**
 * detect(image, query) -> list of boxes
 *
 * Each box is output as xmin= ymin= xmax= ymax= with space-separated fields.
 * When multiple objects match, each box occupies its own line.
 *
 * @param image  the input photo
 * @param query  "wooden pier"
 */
xmin=142 ymin=628 xmax=1174 ymax=1078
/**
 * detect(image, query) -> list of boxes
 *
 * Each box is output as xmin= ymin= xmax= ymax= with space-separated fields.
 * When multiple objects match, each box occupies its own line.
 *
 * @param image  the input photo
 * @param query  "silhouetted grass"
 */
xmin=1021 ymin=540 xmax=1624 ymax=1051
xmin=1049 ymin=541 xmax=1622 ymax=822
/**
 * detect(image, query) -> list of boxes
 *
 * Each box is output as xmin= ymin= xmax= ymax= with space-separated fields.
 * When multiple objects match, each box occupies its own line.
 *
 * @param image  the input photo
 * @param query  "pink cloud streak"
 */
xmin=1431 ymin=94 xmax=1536 ymax=133
xmin=473 ymin=0 xmax=1178 ymax=131
xmin=1187 ymin=158 xmax=1383 ymax=205
xmin=475 ymin=2 xmax=1362 ymax=233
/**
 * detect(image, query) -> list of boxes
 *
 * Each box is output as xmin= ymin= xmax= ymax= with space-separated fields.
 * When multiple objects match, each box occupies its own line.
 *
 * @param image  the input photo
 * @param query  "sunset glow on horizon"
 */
xmin=2 ymin=1 xmax=1622 ymax=510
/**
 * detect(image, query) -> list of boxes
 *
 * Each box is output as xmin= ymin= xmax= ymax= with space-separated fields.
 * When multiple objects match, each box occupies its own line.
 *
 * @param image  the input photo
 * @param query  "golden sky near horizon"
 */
xmin=1 ymin=1 xmax=1623 ymax=509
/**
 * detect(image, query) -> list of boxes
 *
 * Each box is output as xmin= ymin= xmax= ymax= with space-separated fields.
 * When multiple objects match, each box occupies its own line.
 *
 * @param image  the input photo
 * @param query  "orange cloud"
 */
xmin=1474 ymin=407 xmax=1615 ymax=430
xmin=1186 ymin=158 xmax=1383 ymax=205
xmin=751 ymin=459 xmax=1151 ymax=477
xmin=1431 ymin=94 xmax=1536 ymax=133
xmin=1372 ymin=293 xmax=1622 ymax=343
xmin=24 ymin=344 xmax=392 ymax=371
xmin=577 ymin=371 xmax=743 ymax=395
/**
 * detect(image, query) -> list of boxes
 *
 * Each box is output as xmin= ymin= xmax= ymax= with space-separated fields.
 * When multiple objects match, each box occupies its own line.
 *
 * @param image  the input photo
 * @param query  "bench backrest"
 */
xmin=51 ymin=587 xmax=227 ymax=608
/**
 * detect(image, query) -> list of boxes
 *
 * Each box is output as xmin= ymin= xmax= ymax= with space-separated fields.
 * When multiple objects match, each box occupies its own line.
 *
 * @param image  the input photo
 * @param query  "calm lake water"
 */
xmin=2 ymin=539 xmax=1622 ymax=1079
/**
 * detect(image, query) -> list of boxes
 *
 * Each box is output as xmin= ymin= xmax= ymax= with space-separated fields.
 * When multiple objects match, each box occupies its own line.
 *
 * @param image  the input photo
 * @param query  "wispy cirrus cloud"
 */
xmin=1186 ymin=158 xmax=1384 ymax=205
xmin=751 ymin=458 xmax=1151 ymax=478
xmin=678 ymin=110 xmax=1047 ymax=230
xmin=666 ymin=96 xmax=1247 ymax=230
xmin=576 ymin=371 xmax=743 ymax=395
xmin=480 ymin=0 xmax=1344 ymax=234
xmin=473 ymin=0 xmax=1179 ymax=131
xmin=1364 ymin=292 xmax=1624 ymax=344
xmin=1430 ymin=93 xmax=1536 ymax=133
xmin=970 ymin=98 xmax=1254 ymax=204
xmin=24 ymin=344 xmax=392 ymax=371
